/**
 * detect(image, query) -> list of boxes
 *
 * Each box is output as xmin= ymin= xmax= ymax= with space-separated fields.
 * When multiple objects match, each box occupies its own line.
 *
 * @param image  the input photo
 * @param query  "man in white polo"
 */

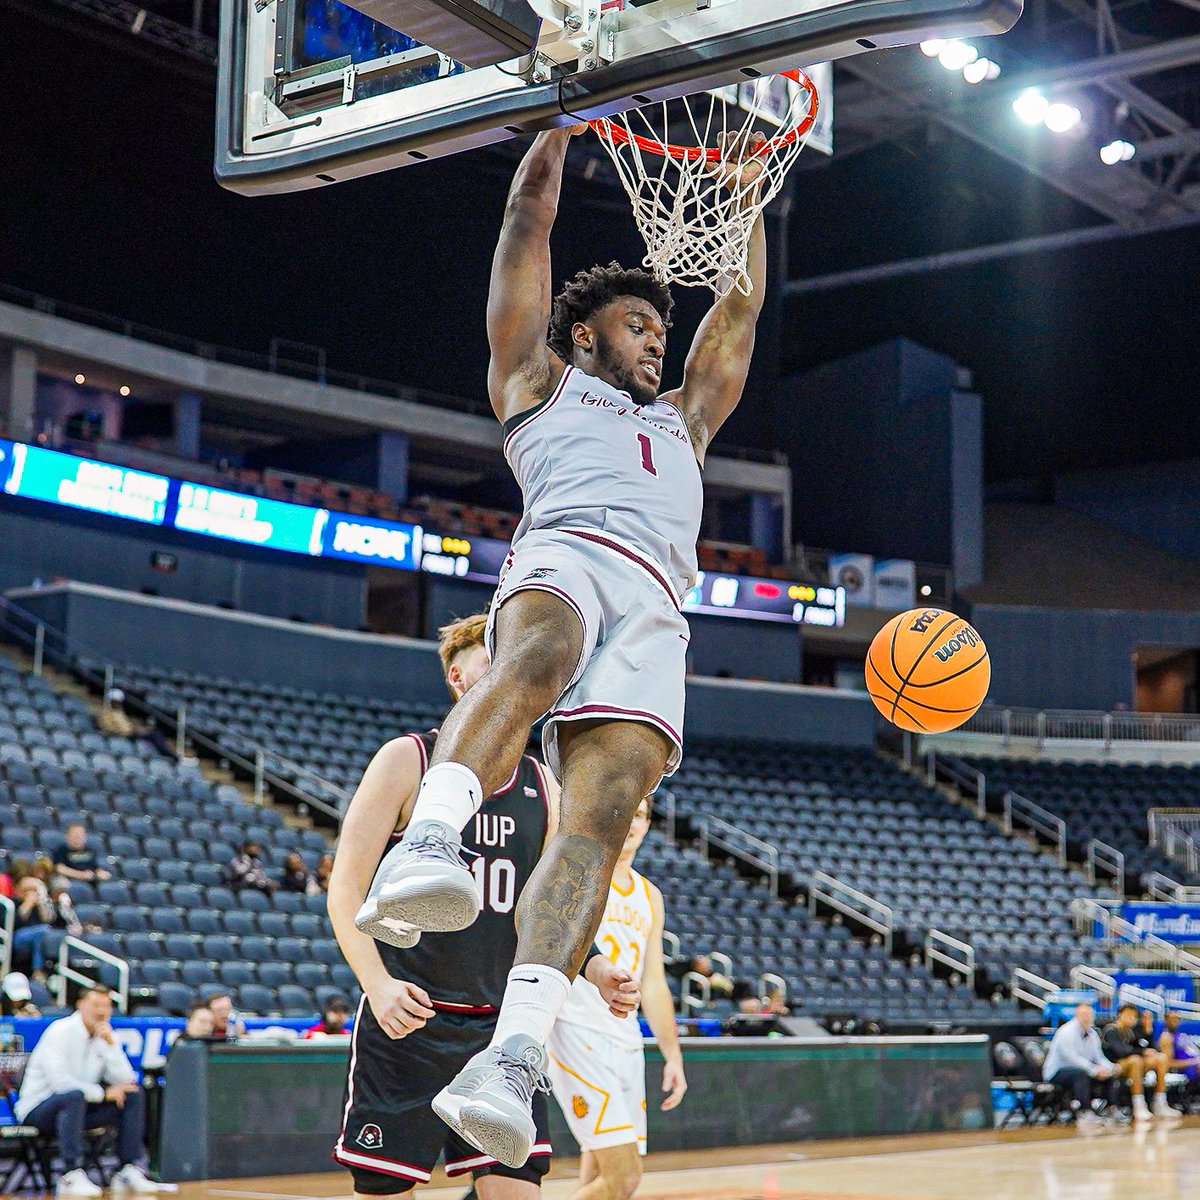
xmin=17 ymin=985 xmax=160 ymax=1197
xmin=1042 ymin=1002 xmax=1117 ymax=1129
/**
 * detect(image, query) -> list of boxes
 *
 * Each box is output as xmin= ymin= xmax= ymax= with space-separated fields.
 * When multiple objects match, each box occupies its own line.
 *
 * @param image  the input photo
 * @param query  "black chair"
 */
xmin=0 ymin=1054 xmax=50 ymax=1192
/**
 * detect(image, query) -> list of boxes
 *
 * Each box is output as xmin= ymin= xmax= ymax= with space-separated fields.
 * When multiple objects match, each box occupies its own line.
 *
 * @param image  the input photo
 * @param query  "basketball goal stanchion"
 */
xmin=589 ymin=70 xmax=819 ymax=298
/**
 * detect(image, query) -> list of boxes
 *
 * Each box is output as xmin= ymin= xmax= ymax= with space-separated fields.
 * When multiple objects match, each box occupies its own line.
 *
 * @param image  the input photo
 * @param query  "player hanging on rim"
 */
xmin=548 ymin=793 xmax=685 ymax=1200
xmin=330 ymin=614 xmax=641 ymax=1197
xmin=357 ymin=125 xmax=767 ymax=1167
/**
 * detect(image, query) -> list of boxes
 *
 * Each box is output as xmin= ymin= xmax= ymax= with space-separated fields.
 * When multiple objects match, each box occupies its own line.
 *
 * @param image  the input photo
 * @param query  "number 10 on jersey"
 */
xmin=470 ymin=857 xmax=516 ymax=914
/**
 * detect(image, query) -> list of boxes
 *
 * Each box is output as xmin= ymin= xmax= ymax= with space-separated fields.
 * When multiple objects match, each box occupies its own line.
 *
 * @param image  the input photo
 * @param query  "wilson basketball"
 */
xmin=865 ymin=608 xmax=990 ymax=733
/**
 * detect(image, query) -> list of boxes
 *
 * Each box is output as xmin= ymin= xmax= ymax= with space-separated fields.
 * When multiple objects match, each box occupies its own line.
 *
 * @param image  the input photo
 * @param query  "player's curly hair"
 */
xmin=547 ymin=262 xmax=674 ymax=362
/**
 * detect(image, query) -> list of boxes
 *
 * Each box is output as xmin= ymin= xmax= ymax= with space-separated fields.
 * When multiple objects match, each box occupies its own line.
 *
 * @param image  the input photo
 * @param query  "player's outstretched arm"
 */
xmin=328 ymin=736 xmax=436 ymax=1039
xmin=640 ymin=882 xmax=688 ymax=1111
xmin=486 ymin=128 xmax=581 ymax=423
xmin=668 ymin=210 xmax=766 ymax=461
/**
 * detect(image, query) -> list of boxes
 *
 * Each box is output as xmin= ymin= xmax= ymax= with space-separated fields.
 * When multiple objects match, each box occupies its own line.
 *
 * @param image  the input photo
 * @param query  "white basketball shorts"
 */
xmin=547 ymin=1020 xmax=648 ymax=1155
xmin=485 ymin=526 xmax=688 ymax=779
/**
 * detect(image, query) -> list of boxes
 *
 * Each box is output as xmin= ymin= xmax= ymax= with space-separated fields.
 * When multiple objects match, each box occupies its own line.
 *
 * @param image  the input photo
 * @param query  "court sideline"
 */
xmin=185 ymin=1120 xmax=1200 ymax=1200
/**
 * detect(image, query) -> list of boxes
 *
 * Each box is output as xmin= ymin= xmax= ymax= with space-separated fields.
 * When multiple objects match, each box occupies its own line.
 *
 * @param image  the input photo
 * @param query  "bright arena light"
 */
xmin=74 ymin=373 xmax=86 ymax=384
xmin=119 ymin=385 xmax=132 ymax=397
xmin=1013 ymin=88 xmax=1049 ymax=125
xmin=1044 ymin=101 xmax=1082 ymax=133
xmin=919 ymin=39 xmax=946 ymax=57
xmin=1099 ymin=139 xmax=1135 ymax=165
xmin=938 ymin=40 xmax=978 ymax=71
xmin=962 ymin=57 xmax=1000 ymax=84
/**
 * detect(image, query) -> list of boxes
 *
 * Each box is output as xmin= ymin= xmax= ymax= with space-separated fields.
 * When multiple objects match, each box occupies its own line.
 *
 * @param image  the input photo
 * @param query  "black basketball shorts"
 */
xmin=333 ymin=999 xmax=552 ymax=1192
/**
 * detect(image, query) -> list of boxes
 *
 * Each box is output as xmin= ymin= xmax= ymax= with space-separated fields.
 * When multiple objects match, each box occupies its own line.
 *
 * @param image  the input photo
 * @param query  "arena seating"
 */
xmin=960 ymin=756 xmax=1200 ymax=887
xmin=669 ymin=741 xmax=1121 ymax=991
xmin=0 ymin=657 xmax=341 ymax=1018
xmin=113 ymin=663 xmax=1020 ymax=1020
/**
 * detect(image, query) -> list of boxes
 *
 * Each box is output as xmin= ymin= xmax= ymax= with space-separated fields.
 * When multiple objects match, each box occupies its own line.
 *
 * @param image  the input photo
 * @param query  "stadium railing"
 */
xmin=697 ymin=815 xmax=780 ymax=899
xmin=807 ymin=871 xmax=893 ymax=952
xmin=925 ymin=929 xmax=976 ymax=989
xmin=963 ymin=706 xmax=1200 ymax=747
xmin=0 ymin=596 xmax=350 ymax=825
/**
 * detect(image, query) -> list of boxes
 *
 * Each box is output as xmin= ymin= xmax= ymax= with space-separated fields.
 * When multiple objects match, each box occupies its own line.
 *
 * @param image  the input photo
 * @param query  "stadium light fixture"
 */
xmin=937 ymin=40 xmax=977 ymax=71
xmin=920 ymin=39 xmax=946 ymax=57
xmin=1044 ymin=101 xmax=1082 ymax=134
xmin=120 ymin=385 xmax=132 ymax=397
xmin=920 ymin=585 xmax=933 ymax=597
xmin=962 ymin=57 xmax=1000 ymax=84
xmin=74 ymin=373 xmax=86 ymax=384
xmin=1099 ymin=139 xmax=1135 ymax=165
xmin=1013 ymin=88 xmax=1049 ymax=125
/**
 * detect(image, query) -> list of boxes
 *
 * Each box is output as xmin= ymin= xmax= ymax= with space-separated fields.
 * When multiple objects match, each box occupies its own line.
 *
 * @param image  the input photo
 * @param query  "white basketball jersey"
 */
xmin=559 ymin=869 xmax=655 ymax=1047
xmin=503 ymin=366 xmax=703 ymax=598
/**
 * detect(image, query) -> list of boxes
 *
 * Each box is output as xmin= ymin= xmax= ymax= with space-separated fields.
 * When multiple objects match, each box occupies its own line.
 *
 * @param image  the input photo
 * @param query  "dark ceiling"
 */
xmin=2 ymin=0 xmax=1198 ymax=484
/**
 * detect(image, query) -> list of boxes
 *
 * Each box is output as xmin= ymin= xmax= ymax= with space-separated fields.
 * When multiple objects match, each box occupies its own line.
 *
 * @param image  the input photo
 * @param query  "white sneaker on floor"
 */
xmin=1132 ymin=1102 xmax=1153 ymax=1122
xmin=1154 ymin=1099 xmax=1183 ymax=1121
xmin=110 ymin=1164 xmax=161 ymax=1194
xmin=56 ymin=1169 xmax=101 ymax=1197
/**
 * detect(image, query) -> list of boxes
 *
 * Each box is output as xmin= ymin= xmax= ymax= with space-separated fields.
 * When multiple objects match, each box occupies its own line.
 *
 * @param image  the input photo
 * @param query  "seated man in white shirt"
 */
xmin=16 ymin=984 xmax=160 ymax=1197
xmin=1041 ymin=1002 xmax=1118 ymax=1128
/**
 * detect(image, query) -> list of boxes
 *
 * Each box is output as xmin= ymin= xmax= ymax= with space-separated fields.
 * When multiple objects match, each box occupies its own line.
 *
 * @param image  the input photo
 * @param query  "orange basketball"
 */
xmin=865 ymin=608 xmax=990 ymax=733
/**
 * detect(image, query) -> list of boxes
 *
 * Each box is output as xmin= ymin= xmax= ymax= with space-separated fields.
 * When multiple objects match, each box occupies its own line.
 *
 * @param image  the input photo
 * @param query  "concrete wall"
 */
xmin=971 ymin=602 xmax=1200 ymax=711
xmin=10 ymin=583 xmax=876 ymax=747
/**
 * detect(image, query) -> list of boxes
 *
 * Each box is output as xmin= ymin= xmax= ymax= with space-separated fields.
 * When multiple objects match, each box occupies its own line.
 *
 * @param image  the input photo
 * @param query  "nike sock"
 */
xmin=406 ymin=762 xmax=484 ymax=833
xmin=490 ymin=965 xmax=572 ymax=1049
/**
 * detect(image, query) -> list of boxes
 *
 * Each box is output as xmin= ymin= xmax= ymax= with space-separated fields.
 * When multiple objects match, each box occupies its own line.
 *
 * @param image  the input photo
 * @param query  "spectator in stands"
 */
xmin=51 ymin=882 xmax=85 ymax=937
xmin=12 ymin=875 xmax=55 ymax=980
xmin=684 ymin=954 xmax=734 ymax=999
xmin=1158 ymin=1012 xmax=1200 ymax=1087
xmin=1042 ymin=1002 xmax=1117 ymax=1128
xmin=97 ymin=689 xmax=136 ymax=739
xmin=314 ymin=852 xmax=333 ymax=894
xmin=1101 ymin=1003 xmax=1176 ymax=1121
xmin=279 ymin=851 xmax=318 ymax=895
xmin=52 ymin=823 xmax=112 ymax=885
xmin=762 ymin=982 xmax=790 ymax=1016
xmin=204 ymin=992 xmax=245 ymax=1041
xmin=224 ymin=842 xmax=277 ymax=894
xmin=177 ymin=1003 xmax=215 ymax=1043
xmin=1 ymin=971 xmax=41 ymax=1017
xmin=302 ymin=996 xmax=350 ymax=1038
xmin=15 ymin=984 xmax=160 ymax=1196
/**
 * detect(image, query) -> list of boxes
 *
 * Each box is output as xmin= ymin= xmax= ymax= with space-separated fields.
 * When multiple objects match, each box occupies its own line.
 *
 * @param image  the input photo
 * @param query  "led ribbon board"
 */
xmin=0 ymin=440 xmax=843 ymax=626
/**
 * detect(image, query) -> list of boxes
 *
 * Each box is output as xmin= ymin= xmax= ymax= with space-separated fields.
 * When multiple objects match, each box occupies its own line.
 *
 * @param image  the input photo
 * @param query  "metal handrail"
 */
xmin=1148 ymin=810 xmax=1200 ymax=878
xmin=758 ymin=972 xmax=788 ymax=1004
xmin=808 ymin=871 xmax=893 ymax=951
xmin=925 ymin=928 xmax=976 ymax=988
xmin=698 ymin=816 xmax=780 ymax=899
xmin=0 ymin=596 xmax=349 ymax=823
xmin=661 ymin=929 xmax=680 ymax=965
xmin=708 ymin=951 xmax=734 ymax=980
xmin=1011 ymin=967 xmax=1059 ymax=1010
xmin=1072 ymin=897 xmax=1200 ymax=976
xmin=657 ymin=788 xmax=677 ymax=842
xmin=925 ymin=753 xmax=986 ymax=819
xmin=1003 ymin=791 xmax=1066 ymax=864
xmin=679 ymin=971 xmax=711 ymax=1014
xmin=1145 ymin=872 xmax=1200 ymax=903
xmin=963 ymin=705 xmax=1200 ymax=746
xmin=0 ymin=895 xmax=13 ymax=978
xmin=55 ymin=936 xmax=130 ymax=1012
xmin=1086 ymin=839 xmax=1126 ymax=898
xmin=1069 ymin=965 xmax=1115 ymax=1000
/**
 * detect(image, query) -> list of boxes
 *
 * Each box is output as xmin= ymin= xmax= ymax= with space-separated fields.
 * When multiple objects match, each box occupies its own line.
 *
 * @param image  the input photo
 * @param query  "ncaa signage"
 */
xmin=1119 ymin=903 xmax=1200 ymax=944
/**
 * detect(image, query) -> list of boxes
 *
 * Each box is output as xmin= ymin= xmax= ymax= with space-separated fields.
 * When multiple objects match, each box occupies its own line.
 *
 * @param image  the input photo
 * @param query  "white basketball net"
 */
xmin=590 ymin=71 xmax=819 ymax=299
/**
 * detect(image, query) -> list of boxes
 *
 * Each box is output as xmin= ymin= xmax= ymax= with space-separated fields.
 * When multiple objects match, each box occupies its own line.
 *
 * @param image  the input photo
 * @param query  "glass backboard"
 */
xmin=216 ymin=0 xmax=1022 ymax=194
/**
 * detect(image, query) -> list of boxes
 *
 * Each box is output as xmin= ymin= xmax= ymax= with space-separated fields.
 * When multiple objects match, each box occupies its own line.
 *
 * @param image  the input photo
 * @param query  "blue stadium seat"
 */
xmin=241 ymin=935 xmax=274 ymax=962
xmin=258 ymin=962 xmax=293 ymax=988
xmin=294 ymin=962 xmax=327 ymax=990
xmin=164 ymin=933 xmax=201 ymax=961
xmin=222 ymin=910 xmax=257 ymax=937
xmin=238 ymin=890 xmax=271 ymax=913
xmin=139 ymin=961 xmax=179 ymax=987
xmin=96 ymin=881 xmax=133 ymax=906
xmin=237 ymin=984 xmax=276 ymax=1015
xmin=291 ymin=914 xmax=326 ymax=940
xmin=111 ymin=905 xmax=149 ymax=933
xmin=134 ymin=882 xmax=171 ymax=908
xmin=181 ymin=961 xmax=219 ymax=988
xmin=272 ymin=891 xmax=304 ymax=914
xmin=277 ymin=985 xmax=315 ymax=1017
xmin=331 ymin=964 xmax=356 ymax=991
xmin=157 ymin=982 xmax=194 ymax=1015
xmin=204 ymin=934 xmax=238 ymax=962
xmin=257 ymin=912 xmax=291 ymax=939
xmin=205 ymin=887 xmax=238 ymax=910
xmin=310 ymin=940 xmax=342 ymax=965
xmin=155 ymin=861 xmax=192 ymax=885
xmin=220 ymin=962 xmax=258 ymax=990
xmin=276 ymin=937 xmax=307 ymax=963
xmin=149 ymin=906 xmax=187 ymax=933
xmin=191 ymin=863 xmax=225 ymax=889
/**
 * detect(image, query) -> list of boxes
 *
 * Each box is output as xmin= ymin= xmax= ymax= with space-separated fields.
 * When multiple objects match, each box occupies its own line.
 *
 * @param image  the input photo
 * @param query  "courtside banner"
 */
xmin=1111 ymin=970 xmax=1196 ymax=1006
xmin=0 ymin=1016 xmax=331 ymax=1075
xmin=1119 ymin=903 xmax=1200 ymax=943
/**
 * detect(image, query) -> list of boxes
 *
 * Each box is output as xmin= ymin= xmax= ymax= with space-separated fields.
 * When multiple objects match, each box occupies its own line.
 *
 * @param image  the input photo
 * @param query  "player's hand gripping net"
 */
xmin=590 ymin=71 xmax=819 ymax=298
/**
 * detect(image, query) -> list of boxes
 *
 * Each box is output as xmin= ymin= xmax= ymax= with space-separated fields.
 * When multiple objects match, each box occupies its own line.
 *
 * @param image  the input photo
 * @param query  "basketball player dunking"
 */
xmin=330 ymin=614 xmax=640 ymax=1198
xmin=357 ymin=125 xmax=766 ymax=1167
xmin=547 ymin=793 xmax=685 ymax=1200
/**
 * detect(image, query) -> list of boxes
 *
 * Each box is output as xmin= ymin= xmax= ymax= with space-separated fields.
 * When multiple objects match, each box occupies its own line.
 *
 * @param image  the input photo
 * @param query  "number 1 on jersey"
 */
xmin=637 ymin=432 xmax=657 ymax=477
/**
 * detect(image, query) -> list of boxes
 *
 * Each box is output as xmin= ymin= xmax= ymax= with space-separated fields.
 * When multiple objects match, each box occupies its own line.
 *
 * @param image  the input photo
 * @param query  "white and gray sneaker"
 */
xmin=110 ymin=1164 xmax=162 ymax=1194
xmin=434 ymin=1034 xmax=551 ymax=1168
xmin=1153 ymin=1098 xmax=1183 ymax=1121
xmin=354 ymin=820 xmax=480 ymax=946
xmin=55 ymin=1169 xmax=102 ymax=1198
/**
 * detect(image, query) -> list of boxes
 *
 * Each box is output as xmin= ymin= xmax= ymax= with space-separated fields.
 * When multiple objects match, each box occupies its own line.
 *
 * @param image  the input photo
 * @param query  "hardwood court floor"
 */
xmin=176 ymin=1119 xmax=1200 ymax=1200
